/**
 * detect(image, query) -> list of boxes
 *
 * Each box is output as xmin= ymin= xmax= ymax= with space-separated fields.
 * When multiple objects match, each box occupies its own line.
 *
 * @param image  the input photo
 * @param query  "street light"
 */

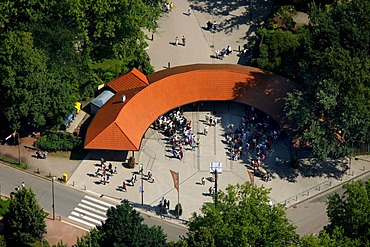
xmin=140 ymin=163 xmax=144 ymax=205
xmin=249 ymin=0 xmax=253 ymax=23
xmin=51 ymin=177 xmax=56 ymax=220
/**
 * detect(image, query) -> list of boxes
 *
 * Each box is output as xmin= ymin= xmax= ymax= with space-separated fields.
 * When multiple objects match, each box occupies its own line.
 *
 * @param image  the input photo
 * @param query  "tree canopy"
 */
xmin=184 ymin=183 xmax=298 ymax=247
xmin=0 ymin=0 xmax=162 ymax=134
xmin=255 ymin=0 xmax=370 ymax=158
xmin=325 ymin=180 xmax=370 ymax=246
xmin=76 ymin=199 xmax=167 ymax=247
xmin=3 ymin=187 xmax=47 ymax=246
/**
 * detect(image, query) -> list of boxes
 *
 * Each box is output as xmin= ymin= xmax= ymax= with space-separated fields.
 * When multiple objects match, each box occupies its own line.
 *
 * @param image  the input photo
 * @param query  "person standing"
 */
xmin=167 ymin=200 xmax=170 ymax=209
xmin=122 ymin=181 xmax=127 ymax=191
xmin=204 ymin=125 xmax=209 ymax=136
xmin=182 ymin=36 xmax=186 ymax=46
xmin=201 ymin=177 xmax=205 ymax=185
xmin=187 ymin=7 xmax=192 ymax=16
xmin=175 ymin=36 xmax=179 ymax=46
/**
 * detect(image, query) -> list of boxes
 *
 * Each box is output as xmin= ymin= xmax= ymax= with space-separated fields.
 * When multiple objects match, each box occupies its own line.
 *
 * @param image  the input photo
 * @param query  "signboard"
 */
xmin=210 ymin=162 xmax=222 ymax=174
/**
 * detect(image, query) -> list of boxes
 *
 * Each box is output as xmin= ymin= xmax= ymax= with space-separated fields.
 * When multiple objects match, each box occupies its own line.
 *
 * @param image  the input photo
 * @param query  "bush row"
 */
xmin=36 ymin=132 xmax=82 ymax=152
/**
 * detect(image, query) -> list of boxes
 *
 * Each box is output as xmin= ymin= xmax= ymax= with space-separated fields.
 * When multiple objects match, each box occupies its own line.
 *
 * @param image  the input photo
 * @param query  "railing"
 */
xmin=279 ymin=180 xmax=332 ymax=206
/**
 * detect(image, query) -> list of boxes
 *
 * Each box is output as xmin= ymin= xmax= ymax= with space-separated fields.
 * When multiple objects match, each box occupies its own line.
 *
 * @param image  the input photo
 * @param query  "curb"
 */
xmin=286 ymin=169 xmax=370 ymax=209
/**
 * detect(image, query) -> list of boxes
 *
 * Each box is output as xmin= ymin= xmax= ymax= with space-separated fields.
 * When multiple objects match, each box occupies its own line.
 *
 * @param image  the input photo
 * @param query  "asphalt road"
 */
xmin=286 ymin=172 xmax=370 ymax=236
xmin=0 ymin=163 xmax=187 ymax=241
xmin=0 ymin=163 xmax=86 ymax=218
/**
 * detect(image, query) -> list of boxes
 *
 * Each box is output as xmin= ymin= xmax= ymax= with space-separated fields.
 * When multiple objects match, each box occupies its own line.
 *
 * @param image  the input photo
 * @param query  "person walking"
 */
xmin=182 ymin=36 xmax=186 ymax=46
xmin=166 ymin=200 xmax=170 ymax=209
xmin=201 ymin=177 xmax=205 ymax=185
xmin=187 ymin=7 xmax=192 ymax=16
xmin=205 ymin=113 xmax=210 ymax=122
xmin=175 ymin=36 xmax=179 ymax=46
xmin=204 ymin=125 xmax=209 ymax=136
xmin=122 ymin=181 xmax=127 ymax=191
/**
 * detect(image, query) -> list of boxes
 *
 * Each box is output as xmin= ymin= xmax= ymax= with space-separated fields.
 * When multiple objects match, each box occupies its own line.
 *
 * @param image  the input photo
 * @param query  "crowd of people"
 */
xmin=93 ymin=159 xmax=118 ymax=185
xmin=154 ymin=110 xmax=200 ymax=160
xmin=224 ymin=106 xmax=279 ymax=167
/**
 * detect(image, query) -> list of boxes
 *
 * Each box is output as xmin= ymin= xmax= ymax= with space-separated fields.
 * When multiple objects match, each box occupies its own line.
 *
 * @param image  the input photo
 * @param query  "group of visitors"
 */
xmin=215 ymin=46 xmax=232 ymax=60
xmin=158 ymin=197 xmax=171 ymax=217
xmin=206 ymin=20 xmax=218 ymax=32
xmin=159 ymin=197 xmax=171 ymax=209
xmin=36 ymin=150 xmax=48 ymax=159
xmin=154 ymin=110 xmax=200 ymax=160
xmin=94 ymin=158 xmax=117 ymax=185
xmin=224 ymin=106 xmax=280 ymax=163
xmin=163 ymin=2 xmax=174 ymax=13
xmin=174 ymin=36 xmax=186 ymax=46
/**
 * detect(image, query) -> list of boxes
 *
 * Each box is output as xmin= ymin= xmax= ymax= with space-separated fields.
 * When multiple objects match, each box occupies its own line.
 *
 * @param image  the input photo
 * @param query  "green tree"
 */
xmin=76 ymin=200 xmax=167 ymax=247
xmin=299 ymin=228 xmax=361 ymax=246
xmin=284 ymin=0 xmax=370 ymax=158
xmin=185 ymin=183 xmax=298 ymax=247
xmin=324 ymin=180 xmax=370 ymax=246
xmin=0 ymin=30 xmax=78 ymax=131
xmin=3 ymin=187 xmax=47 ymax=246
xmin=255 ymin=28 xmax=303 ymax=77
xmin=0 ymin=31 xmax=49 ymax=130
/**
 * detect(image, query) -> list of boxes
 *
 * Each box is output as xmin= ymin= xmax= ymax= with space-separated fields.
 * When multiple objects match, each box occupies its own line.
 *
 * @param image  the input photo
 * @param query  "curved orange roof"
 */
xmin=85 ymin=64 xmax=297 ymax=151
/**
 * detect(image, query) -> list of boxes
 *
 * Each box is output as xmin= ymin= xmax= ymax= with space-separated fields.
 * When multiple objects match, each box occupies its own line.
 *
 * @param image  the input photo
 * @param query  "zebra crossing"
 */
xmin=68 ymin=195 xmax=116 ymax=228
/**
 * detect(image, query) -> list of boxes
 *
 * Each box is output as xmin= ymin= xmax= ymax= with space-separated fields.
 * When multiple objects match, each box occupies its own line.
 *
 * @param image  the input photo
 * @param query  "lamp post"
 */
xmin=141 ymin=165 xmax=144 ymax=205
xmin=52 ymin=177 xmax=56 ymax=220
xmin=17 ymin=132 xmax=21 ymax=165
xmin=249 ymin=0 xmax=253 ymax=23
xmin=214 ymin=169 xmax=218 ymax=207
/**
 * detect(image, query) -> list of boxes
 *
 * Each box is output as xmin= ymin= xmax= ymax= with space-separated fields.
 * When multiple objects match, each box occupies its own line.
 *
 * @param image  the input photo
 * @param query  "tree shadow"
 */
xmin=189 ymin=0 xmax=273 ymax=38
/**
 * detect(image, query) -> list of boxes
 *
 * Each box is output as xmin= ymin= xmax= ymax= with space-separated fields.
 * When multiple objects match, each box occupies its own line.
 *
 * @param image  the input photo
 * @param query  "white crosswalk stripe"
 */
xmin=67 ymin=195 xmax=116 ymax=229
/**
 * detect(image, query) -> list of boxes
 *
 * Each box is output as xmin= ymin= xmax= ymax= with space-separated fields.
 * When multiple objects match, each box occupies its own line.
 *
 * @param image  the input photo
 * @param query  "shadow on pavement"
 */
xmin=189 ymin=0 xmax=272 ymax=38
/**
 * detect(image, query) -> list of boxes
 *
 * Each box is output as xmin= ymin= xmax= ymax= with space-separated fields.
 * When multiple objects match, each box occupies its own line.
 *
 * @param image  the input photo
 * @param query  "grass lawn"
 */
xmin=0 ymin=197 xmax=10 ymax=216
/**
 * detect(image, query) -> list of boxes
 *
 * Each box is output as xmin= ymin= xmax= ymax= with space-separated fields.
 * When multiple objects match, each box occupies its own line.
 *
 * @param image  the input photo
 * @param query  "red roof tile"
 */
xmin=85 ymin=64 xmax=297 ymax=151
xmin=107 ymin=68 xmax=149 ymax=93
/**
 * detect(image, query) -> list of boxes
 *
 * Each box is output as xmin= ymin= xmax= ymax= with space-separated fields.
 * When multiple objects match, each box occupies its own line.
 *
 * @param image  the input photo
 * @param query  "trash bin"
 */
xmin=62 ymin=173 xmax=68 ymax=182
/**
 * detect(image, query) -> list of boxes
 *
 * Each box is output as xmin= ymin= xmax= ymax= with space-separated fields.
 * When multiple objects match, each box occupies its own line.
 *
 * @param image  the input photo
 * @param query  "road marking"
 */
xmin=74 ymin=207 xmax=107 ymax=221
xmin=85 ymin=196 xmax=115 ymax=208
xmin=67 ymin=195 xmax=118 ymax=229
xmin=68 ymin=216 xmax=96 ymax=228
xmin=81 ymin=199 xmax=110 ymax=211
xmin=78 ymin=203 xmax=107 ymax=216
xmin=71 ymin=211 xmax=102 ymax=225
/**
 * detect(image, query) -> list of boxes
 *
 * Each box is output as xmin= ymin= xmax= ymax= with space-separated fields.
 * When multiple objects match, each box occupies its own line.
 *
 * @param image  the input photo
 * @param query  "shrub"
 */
xmin=36 ymin=132 xmax=82 ymax=152
xmin=175 ymin=203 xmax=182 ymax=217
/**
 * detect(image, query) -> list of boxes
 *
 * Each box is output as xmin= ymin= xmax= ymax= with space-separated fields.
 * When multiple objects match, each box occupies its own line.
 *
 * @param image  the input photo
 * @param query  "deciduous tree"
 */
xmin=76 ymin=199 xmax=167 ymax=247
xmin=325 ymin=180 xmax=370 ymax=246
xmin=3 ymin=187 xmax=47 ymax=246
xmin=185 ymin=183 xmax=298 ymax=247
